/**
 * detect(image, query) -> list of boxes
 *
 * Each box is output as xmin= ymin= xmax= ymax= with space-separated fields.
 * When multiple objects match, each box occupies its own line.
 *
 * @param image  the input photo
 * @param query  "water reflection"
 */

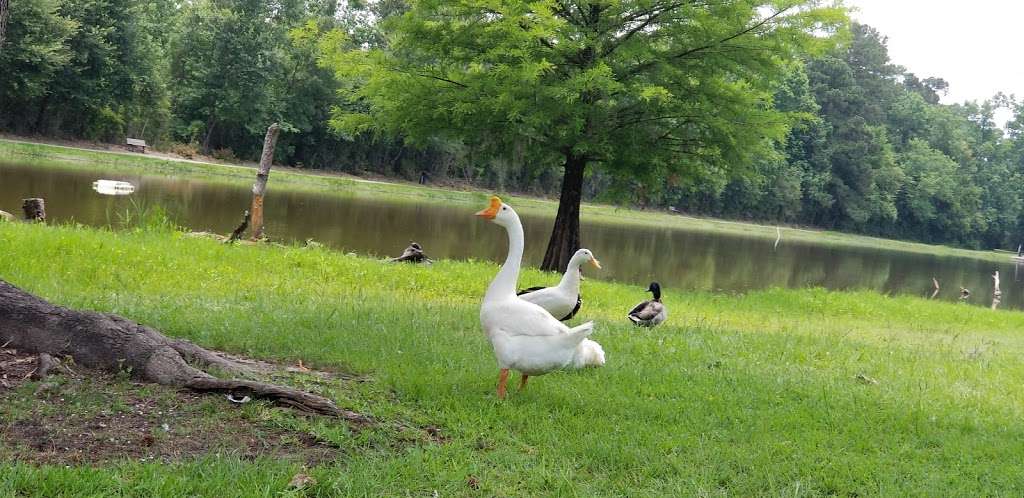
xmin=0 ymin=161 xmax=1018 ymax=310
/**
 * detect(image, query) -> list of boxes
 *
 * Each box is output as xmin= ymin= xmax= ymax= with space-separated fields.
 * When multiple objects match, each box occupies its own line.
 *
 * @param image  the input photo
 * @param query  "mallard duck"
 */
xmin=476 ymin=196 xmax=604 ymax=399
xmin=389 ymin=241 xmax=431 ymax=264
xmin=627 ymin=282 xmax=667 ymax=327
xmin=517 ymin=248 xmax=601 ymax=321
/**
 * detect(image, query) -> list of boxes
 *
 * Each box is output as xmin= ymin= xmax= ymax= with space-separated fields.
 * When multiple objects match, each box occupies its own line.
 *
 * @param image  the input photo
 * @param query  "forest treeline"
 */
xmin=1 ymin=0 xmax=1023 ymax=249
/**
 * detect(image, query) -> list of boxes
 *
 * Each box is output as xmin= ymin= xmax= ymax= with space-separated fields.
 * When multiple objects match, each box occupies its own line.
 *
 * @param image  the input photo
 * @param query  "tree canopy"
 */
xmin=327 ymin=0 xmax=848 ymax=269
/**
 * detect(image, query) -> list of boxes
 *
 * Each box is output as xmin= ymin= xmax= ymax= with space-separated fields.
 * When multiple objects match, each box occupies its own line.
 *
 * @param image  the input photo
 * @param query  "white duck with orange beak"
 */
xmin=517 ymin=248 xmax=601 ymax=321
xmin=475 ymin=196 xmax=604 ymax=399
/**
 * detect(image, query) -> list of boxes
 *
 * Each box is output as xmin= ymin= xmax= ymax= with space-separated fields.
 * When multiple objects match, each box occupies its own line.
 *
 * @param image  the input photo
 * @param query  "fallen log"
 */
xmin=0 ymin=279 xmax=367 ymax=422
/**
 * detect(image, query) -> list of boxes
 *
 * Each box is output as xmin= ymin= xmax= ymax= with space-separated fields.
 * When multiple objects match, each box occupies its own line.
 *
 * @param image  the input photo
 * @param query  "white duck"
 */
xmin=476 ymin=196 xmax=605 ymax=399
xmin=517 ymin=248 xmax=601 ymax=321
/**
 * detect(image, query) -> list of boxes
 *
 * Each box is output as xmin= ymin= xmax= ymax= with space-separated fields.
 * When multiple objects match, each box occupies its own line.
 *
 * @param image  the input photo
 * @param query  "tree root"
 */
xmin=0 ymin=279 xmax=367 ymax=421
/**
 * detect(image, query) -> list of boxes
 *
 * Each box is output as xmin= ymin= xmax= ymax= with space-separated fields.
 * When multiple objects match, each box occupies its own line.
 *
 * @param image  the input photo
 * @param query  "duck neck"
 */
xmin=557 ymin=256 xmax=583 ymax=294
xmin=486 ymin=216 xmax=525 ymax=301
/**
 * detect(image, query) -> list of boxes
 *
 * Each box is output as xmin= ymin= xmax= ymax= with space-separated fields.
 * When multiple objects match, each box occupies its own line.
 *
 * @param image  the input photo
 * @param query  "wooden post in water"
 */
xmin=930 ymin=278 xmax=940 ymax=299
xmin=249 ymin=123 xmax=280 ymax=241
xmin=992 ymin=271 xmax=1002 ymax=310
xmin=21 ymin=198 xmax=45 ymax=222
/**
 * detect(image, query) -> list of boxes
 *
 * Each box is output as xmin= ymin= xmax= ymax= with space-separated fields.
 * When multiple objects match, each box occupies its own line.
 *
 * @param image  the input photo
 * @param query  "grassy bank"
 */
xmin=1 ymin=221 xmax=1023 ymax=496
xmin=0 ymin=137 xmax=1015 ymax=264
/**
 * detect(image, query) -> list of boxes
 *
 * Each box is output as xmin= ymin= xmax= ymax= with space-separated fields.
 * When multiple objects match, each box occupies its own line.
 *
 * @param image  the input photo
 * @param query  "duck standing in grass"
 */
xmin=517 ymin=248 xmax=601 ymax=321
xmin=389 ymin=241 xmax=432 ymax=264
xmin=627 ymin=282 xmax=667 ymax=327
xmin=475 ymin=196 xmax=604 ymax=399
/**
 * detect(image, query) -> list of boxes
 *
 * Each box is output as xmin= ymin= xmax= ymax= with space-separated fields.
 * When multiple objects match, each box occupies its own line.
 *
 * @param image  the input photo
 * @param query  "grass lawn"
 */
xmin=1 ymin=221 xmax=1023 ymax=496
xmin=0 ymin=137 xmax=1017 ymax=264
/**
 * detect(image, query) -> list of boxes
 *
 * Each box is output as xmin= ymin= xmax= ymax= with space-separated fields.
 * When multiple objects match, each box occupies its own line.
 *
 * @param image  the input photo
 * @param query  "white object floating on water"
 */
xmin=92 ymin=179 xmax=136 ymax=195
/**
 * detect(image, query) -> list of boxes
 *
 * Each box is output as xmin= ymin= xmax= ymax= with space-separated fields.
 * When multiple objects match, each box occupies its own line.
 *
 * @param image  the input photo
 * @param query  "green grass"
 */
xmin=0 ymin=137 xmax=1017 ymax=264
xmin=1 ymin=221 xmax=1023 ymax=496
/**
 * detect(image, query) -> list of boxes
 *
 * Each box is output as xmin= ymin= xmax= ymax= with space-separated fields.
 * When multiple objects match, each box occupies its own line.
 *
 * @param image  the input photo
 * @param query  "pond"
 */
xmin=2 ymin=160 xmax=1021 ymax=310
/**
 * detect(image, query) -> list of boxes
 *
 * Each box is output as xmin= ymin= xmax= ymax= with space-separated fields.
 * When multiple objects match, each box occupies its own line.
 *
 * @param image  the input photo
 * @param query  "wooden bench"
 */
xmin=126 ymin=138 xmax=147 ymax=153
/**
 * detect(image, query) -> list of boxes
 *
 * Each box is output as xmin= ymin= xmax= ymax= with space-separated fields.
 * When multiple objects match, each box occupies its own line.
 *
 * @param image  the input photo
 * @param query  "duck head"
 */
xmin=647 ymin=282 xmax=662 ymax=300
xmin=475 ymin=196 xmax=518 ymax=227
xmin=570 ymin=248 xmax=602 ymax=270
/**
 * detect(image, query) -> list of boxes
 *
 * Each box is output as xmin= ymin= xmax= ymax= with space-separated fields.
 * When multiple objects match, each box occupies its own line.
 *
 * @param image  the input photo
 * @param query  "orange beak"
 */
xmin=475 ymin=196 xmax=502 ymax=220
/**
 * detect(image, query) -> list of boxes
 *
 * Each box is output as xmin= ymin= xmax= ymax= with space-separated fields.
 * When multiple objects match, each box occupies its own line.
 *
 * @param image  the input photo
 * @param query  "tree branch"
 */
xmin=600 ymin=1 xmax=690 ymax=58
xmin=624 ymin=6 xmax=794 ymax=77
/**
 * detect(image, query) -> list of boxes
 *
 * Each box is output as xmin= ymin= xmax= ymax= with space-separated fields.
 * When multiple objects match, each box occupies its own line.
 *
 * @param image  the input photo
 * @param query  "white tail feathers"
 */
xmin=563 ymin=321 xmax=595 ymax=345
xmin=572 ymin=339 xmax=605 ymax=368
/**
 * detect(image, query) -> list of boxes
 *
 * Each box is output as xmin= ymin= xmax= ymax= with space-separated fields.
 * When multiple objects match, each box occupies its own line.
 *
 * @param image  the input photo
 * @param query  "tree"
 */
xmin=170 ymin=0 xmax=282 ymax=154
xmin=0 ymin=0 xmax=76 ymax=132
xmin=327 ymin=0 xmax=847 ymax=271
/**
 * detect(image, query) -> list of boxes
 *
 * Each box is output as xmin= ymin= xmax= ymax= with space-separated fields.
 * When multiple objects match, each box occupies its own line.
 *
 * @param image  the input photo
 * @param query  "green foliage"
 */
xmin=328 ymin=0 xmax=847 ymax=186
xmin=0 ymin=0 xmax=76 ymax=126
xmin=683 ymin=22 xmax=1024 ymax=249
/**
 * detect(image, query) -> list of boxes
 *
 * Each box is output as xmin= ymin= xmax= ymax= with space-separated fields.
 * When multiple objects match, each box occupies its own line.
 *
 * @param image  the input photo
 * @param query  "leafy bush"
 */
xmin=211 ymin=147 xmax=237 ymax=162
xmin=85 ymin=107 xmax=125 ymax=142
xmin=168 ymin=142 xmax=198 ymax=159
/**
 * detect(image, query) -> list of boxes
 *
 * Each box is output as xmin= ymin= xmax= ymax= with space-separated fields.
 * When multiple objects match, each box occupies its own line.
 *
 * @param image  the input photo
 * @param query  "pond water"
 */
xmin=2 ymin=160 xmax=1021 ymax=310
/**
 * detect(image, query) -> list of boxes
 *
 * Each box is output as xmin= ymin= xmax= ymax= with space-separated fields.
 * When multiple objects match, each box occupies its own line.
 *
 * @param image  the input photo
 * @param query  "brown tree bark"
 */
xmin=0 ymin=279 xmax=367 ymax=421
xmin=541 ymin=153 xmax=585 ymax=272
xmin=250 ymin=123 xmax=280 ymax=241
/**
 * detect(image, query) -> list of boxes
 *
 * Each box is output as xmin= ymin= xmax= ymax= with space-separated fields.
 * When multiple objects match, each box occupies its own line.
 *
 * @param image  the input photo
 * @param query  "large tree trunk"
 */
xmin=0 ymin=279 xmax=367 ymax=421
xmin=541 ymin=153 xmax=586 ymax=272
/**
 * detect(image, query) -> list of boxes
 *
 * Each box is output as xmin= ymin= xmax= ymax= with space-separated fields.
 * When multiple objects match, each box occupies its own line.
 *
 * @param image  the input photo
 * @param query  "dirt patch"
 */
xmin=0 ymin=348 xmax=37 ymax=389
xmin=1 ymin=349 xmax=345 ymax=466
xmin=2 ymin=393 xmax=338 ymax=466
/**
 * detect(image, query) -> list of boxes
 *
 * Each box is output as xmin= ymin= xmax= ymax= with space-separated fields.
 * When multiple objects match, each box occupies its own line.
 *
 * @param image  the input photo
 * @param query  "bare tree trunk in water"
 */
xmin=250 ymin=123 xmax=280 ymax=240
xmin=541 ymin=153 xmax=585 ymax=272
xmin=0 ymin=279 xmax=368 ymax=420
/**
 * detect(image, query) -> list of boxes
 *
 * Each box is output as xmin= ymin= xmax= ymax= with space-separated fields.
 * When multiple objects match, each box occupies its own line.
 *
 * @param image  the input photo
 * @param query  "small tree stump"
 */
xmin=21 ymin=198 xmax=45 ymax=222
